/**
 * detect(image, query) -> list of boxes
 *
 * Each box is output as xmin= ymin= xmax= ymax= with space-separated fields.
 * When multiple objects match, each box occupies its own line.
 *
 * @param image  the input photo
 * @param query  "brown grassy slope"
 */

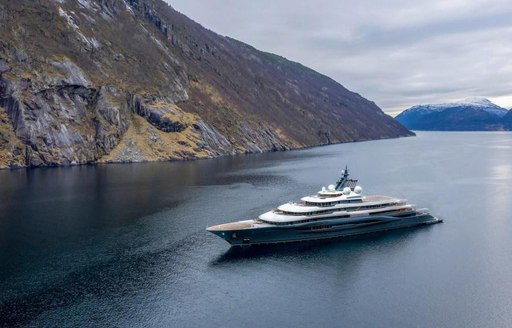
xmin=136 ymin=0 xmax=413 ymax=145
xmin=0 ymin=0 xmax=412 ymax=168
xmin=0 ymin=0 xmax=188 ymax=95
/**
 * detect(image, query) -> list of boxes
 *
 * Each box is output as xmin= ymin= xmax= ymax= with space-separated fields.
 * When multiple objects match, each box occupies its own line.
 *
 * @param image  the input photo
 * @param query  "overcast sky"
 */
xmin=167 ymin=0 xmax=512 ymax=115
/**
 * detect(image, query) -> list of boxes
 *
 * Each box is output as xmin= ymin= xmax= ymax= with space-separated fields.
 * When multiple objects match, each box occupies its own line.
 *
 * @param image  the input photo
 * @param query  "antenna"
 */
xmin=335 ymin=164 xmax=350 ymax=190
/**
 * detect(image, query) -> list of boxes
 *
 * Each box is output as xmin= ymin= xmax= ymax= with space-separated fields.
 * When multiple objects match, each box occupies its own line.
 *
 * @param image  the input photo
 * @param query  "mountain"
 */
xmin=395 ymin=97 xmax=510 ymax=131
xmin=0 ymin=0 xmax=412 ymax=169
xmin=502 ymin=110 xmax=512 ymax=129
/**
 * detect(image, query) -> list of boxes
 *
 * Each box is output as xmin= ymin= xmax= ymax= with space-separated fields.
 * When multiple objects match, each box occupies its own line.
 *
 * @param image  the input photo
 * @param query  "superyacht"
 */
xmin=207 ymin=167 xmax=442 ymax=246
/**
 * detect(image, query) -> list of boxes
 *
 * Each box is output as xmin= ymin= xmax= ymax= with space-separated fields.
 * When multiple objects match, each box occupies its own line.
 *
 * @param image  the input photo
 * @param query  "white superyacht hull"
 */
xmin=208 ymin=212 xmax=443 ymax=246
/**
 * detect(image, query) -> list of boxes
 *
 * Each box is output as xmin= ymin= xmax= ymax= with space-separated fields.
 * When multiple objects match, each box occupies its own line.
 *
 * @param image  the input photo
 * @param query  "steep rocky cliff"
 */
xmin=0 ymin=0 xmax=412 ymax=169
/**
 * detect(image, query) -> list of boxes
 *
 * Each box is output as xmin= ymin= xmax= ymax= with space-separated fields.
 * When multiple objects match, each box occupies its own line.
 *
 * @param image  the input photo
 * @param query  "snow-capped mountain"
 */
xmin=502 ymin=109 xmax=512 ymax=129
xmin=395 ymin=97 xmax=511 ymax=131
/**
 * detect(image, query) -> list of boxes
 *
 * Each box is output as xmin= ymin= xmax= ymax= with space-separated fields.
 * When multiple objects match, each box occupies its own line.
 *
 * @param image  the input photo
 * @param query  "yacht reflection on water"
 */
xmin=210 ymin=226 xmax=430 ymax=265
xmin=207 ymin=167 xmax=442 ymax=247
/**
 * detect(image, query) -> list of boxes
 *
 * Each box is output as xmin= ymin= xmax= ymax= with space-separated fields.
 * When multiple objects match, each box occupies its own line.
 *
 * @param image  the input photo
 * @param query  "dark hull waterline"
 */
xmin=209 ymin=213 xmax=443 ymax=246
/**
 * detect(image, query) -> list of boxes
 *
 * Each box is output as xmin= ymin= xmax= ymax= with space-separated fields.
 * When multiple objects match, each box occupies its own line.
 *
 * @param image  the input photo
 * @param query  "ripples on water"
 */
xmin=1 ymin=132 xmax=512 ymax=327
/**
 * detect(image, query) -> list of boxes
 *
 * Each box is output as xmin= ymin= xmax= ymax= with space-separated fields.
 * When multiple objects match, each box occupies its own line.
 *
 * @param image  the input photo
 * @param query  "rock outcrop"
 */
xmin=0 ymin=0 xmax=412 ymax=169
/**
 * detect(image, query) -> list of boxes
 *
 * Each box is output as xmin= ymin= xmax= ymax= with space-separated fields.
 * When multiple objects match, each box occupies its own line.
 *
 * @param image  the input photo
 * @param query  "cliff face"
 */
xmin=0 ymin=0 xmax=412 ymax=169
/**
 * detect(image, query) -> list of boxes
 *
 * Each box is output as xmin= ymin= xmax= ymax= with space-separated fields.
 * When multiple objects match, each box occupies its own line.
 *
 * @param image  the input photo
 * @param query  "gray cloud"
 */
xmin=167 ymin=0 xmax=512 ymax=113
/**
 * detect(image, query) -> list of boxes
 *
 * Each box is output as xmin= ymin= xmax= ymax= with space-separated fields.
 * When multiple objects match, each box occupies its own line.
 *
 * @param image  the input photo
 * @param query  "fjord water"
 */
xmin=1 ymin=132 xmax=512 ymax=327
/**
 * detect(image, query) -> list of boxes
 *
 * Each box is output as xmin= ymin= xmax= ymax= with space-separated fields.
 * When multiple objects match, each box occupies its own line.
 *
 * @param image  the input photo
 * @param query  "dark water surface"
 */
xmin=1 ymin=132 xmax=512 ymax=327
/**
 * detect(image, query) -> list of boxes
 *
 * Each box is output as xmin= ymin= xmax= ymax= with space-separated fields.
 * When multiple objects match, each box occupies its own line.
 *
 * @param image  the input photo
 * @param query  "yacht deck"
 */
xmin=363 ymin=195 xmax=395 ymax=202
xmin=207 ymin=221 xmax=253 ymax=231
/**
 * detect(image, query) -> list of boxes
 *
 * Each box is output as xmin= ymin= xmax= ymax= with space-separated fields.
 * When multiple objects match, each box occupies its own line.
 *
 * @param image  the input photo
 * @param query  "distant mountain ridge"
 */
xmin=396 ymin=97 xmax=511 ymax=131
xmin=0 ymin=0 xmax=412 ymax=168
xmin=502 ymin=110 xmax=512 ymax=129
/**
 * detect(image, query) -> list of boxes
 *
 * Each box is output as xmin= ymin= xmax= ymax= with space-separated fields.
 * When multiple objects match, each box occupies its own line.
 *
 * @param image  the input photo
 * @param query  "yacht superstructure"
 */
xmin=207 ymin=167 xmax=442 ymax=246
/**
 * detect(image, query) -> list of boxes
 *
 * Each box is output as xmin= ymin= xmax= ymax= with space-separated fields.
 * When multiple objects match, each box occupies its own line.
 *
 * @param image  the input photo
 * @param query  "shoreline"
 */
xmin=0 ymin=133 xmax=414 ymax=171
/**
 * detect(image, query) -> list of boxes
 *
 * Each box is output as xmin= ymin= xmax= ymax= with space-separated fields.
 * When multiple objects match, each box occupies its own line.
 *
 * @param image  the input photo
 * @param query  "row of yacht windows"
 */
xmin=258 ymin=214 xmax=350 ymax=226
xmin=259 ymin=216 xmax=387 ymax=227
xmin=370 ymin=208 xmax=411 ymax=216
xmin=310 ymin=225 xmax=332 ymax=230
xmin=275 ymin=209 xmax=335 ymax=216
xmin=275 ymin=202 xmax=401 ymax=216
xmin=306 ymin=199 xmax=362 ymax=207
